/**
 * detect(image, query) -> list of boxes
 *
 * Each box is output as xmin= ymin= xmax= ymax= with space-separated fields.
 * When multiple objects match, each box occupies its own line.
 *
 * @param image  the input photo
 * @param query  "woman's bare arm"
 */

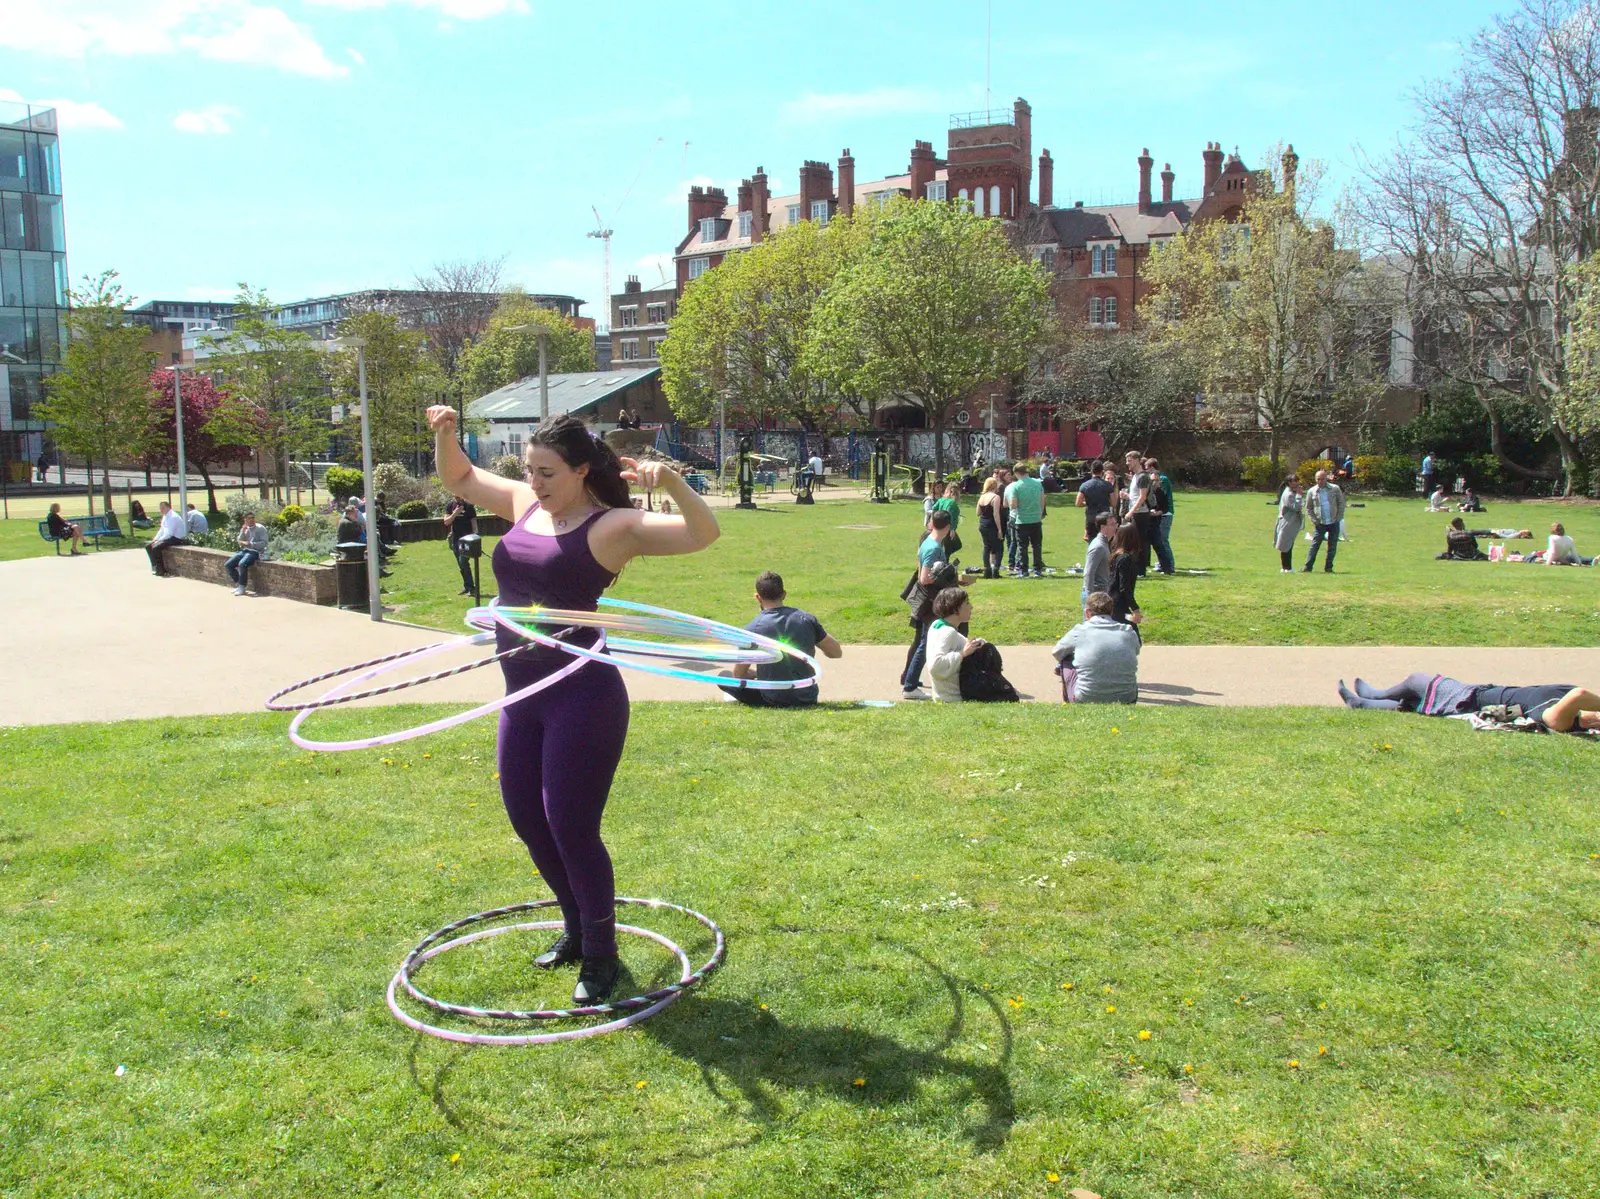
xmin=427 ymin=405 xmax=532 ymax=522
xmin=589 ymin=459 xmax=719 ymax=572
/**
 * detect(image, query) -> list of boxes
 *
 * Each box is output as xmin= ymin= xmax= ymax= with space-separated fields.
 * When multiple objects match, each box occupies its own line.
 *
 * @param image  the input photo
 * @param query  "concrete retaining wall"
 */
xmin=164 ymin=545 xmax=339 ymax=605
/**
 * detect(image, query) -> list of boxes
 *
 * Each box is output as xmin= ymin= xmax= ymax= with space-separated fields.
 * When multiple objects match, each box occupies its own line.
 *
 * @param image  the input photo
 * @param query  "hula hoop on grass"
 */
xmin=385 ymin=897 xmax=726 ymax=1046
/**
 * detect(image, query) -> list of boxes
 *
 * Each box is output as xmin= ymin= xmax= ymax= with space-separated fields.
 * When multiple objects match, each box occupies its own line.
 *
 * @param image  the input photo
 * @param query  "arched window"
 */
xmin=958 ymin=187 xmax=969 ymax=206
xmin=989 ymin=185 xmax=1000 ymax=215
xmin=974 ymin=187 xmax=985 ymax=216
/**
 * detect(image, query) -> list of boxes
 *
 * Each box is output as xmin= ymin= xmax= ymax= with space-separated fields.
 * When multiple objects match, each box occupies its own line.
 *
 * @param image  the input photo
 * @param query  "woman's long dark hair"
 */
xmin=528 ymin=414 xmax=632 ymax=510
xmin=1111 ymin=520 xmax=1142 ymax=560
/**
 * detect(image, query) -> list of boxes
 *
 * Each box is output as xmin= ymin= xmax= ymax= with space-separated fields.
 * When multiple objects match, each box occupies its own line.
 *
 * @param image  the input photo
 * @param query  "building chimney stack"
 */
xmin=1013 ymin=97 xmax=1033 ymax=207
xmin=1038 ymin=148 xmax=1053 ymax=208
xmin=1138 ymin=147 xmax=1155 ymax=214
xmin=909 ymin=139 xmax=937 ymax=200
xmin=1202 ymin=141 xmax=1224 ymax=195
xmin=751 ymin=167 xmax=770 ymax=243
xmin=687 ymin=184 xmax=726 ymax=233
xmin=1281 ymin=144 xmax=1299 ymax=194
xmin=1161 ymin=162 xmax=1175 ymax=204
xmin=838 ymin=148 xmax=856 ymax=216
xmin=624 ymin=275 xmax=642 ymax=294
xmin=737 ymin=179 xmax=753 ymax=213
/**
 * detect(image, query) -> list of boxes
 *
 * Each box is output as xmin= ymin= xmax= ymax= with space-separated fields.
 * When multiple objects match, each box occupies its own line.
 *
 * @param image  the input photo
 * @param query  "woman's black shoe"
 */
xmin=573 ymin=954 xmax=622 ymax=1004
xmin=533 ymin=931 xmax=583 ymax=969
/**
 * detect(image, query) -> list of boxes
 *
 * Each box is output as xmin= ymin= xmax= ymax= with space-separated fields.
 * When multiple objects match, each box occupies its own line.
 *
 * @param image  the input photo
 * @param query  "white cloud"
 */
xmin=173 ymin=105 xmax=240 ymax=134
xmin=782 ymin=86 xmax=949 ymax=124
xmin=0 ymin=1 xmax=348 ymax=79
xmin=0 ymin=87 xmax=123 ymax=130
xmin=346 ymin=47 xmax=366 ymax=65
xmin=307 ymin=0 xmax=530 ymax=15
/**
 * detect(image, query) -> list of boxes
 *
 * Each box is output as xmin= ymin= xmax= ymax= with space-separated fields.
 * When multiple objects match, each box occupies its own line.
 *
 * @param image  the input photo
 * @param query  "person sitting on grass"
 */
xmin=1338 ymin=675 xmax=1600 ymax=733
xmin=1053 ymin=590 xmax=1140 ymax=705
xmin=1427 ymin=486 xmax=1451 ymax=511
xmin=226 ymin=512 xmax=268 ymax=596
xmin=46 ymin=503 xmax=85 ymax=555
xmin=1546 ymin=522 xmax=1584 ymax=566
xmin=925 ymin=586 xmax=1016 ymax=703
xmin=1457 ymin=488 xmax=1485 ymax=512
xmin=1436 ymin=517 xmax=1489 ymax=562
xmin=721 ymin=570 xmax=841 ymax=708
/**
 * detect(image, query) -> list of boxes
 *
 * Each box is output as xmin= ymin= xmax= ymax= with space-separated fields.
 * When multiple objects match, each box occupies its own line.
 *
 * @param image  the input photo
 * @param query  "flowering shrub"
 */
xmin=489 ymin=455 xmax=526 ymax=481
xmin=1240 ymin=456 xmax=1274 ymax=490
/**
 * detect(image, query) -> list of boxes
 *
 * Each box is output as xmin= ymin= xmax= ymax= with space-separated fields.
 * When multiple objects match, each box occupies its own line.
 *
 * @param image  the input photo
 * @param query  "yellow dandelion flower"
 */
xmin=1138 ymin=1030 xmax=1152 ymax=1041
xmin=1111 ymin=727 xmax=1119 ymax=733
xmin=1047 ymin=1172 xmax=1060 ymax=1183
xmin=1183 ymin=998 xmax=1194 ymax=1007
xmin=1103 ymin=985 xmax=1113 ymax=994
xmin=1008 ymin=997 xmax=1024 ymax=1008
xmin=1105 ymin=1004 xmax=1116 ymax=1014
xmin=1319 ymin=1002 xmax=1328 ymax=1009
xmin=1287 ymin=1059 xmax=1300 ymax=1069
xmin=492 ymin=772 xmax=500 ymax=780
xmin=1183 ymin=1063 xmax=1194 ymax=1074
xmin=759 ymin=1003 xmax=768 ymax=1010
xmin=1318 ymin=1045 xmax=1328 ymax=1056
xmin=422 ymin=753 xmax=431 ymax=759
xmin=853 ymin=1078 xmax=865 ymax=1087
xmin=1061 ymin=982 xmax=1074 ymax=991
xmin=450 ymin=1152 xmax=460 ymax=1163
xmin=635 ymin=1081 xmax=647 ymax=1089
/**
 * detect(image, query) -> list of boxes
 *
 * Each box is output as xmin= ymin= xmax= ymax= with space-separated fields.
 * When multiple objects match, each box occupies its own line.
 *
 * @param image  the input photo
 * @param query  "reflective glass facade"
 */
xmin=0 ymin=102 xmax=67 ymax=481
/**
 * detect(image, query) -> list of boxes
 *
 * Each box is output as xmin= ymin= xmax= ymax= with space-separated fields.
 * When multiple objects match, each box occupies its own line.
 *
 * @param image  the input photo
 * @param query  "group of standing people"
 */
xmin=1075 ymin=452 xmax=1176 ymax=576
xmin=1273 ymin=470 xmax=1347 ymax=573
xmin=969 ymin=461 xmax=1047 ymax=578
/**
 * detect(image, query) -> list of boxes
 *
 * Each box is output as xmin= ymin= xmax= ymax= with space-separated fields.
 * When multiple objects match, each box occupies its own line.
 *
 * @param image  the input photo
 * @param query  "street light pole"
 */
xmin=166 ymin=362 xmax=189 ymax=520
xmin=538 ymin=327 xmax=549 ymax=422
xmin=355 ymin=343 xmax=381 ymax=621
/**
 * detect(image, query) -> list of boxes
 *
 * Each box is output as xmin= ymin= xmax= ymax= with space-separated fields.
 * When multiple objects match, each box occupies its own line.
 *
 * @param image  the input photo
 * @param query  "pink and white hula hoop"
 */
xmin=385 ymin=898 xmax=726 ymax=1046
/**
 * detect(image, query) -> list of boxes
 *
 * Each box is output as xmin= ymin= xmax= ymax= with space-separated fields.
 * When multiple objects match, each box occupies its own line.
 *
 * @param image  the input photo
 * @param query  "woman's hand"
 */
xmin=620 ymin=458 xmax=679 ymax=491
xmin=426 ymin=405 xmax=458 ymax=435
xmin=961 ymin=637 xmax=986 ymax=657
xmin=1129 ymin=610 xmax=1144 ymax=626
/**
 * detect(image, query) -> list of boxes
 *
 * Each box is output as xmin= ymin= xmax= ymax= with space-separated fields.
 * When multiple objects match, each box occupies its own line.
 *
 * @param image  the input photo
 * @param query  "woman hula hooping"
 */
xmin=427 ymin=404 xmax=720 ymax=1006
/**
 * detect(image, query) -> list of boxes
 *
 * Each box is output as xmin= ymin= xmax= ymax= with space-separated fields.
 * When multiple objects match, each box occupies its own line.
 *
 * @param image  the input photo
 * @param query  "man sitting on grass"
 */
xmin=1052 ymin=590 xmax=1140 ymax=705
xmin=721 ymin=570 xmax=840 ymax=707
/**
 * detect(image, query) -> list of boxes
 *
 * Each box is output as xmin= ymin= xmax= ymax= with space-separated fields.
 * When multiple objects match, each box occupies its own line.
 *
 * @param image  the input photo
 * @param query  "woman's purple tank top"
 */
xmin=492 ymin=506 xmax=618 ymax=679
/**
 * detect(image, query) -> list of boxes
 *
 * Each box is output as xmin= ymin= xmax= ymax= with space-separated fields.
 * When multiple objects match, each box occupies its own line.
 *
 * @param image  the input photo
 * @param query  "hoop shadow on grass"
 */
xmin=642 ymin=941 xmax=1016 ymax=1154
xmin=405 ymin=935 xmax=1015 ymax=1161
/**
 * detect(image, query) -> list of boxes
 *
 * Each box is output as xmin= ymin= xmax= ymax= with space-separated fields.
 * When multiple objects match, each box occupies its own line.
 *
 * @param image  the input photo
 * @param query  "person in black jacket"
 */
xmin=1436 ymin=517 xmax=1489 ymax=561
xmin=1108 ymin=521 xmax=1144 ymax=628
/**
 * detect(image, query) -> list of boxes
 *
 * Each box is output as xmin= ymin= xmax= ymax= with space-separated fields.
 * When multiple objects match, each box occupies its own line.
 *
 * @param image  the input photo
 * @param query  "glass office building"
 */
xmin=0 ymin=101 xmax=68 ymax=483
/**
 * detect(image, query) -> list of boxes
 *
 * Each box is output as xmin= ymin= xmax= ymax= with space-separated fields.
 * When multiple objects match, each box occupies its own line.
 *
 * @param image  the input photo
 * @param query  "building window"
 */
xmin=699 ymin=216 xmax=718 ymax=242
xmin=925 ymin=180 xmax=947 ymax=201
xmin=620 ymin=339 xmax=640 ymax=361
xmin=648 ymin=336 xmax=666 ymax=357
xmin=786 ymin=203 xmax=801 ymax=225
xmin=974 ymin=188 xmax=985 ymax=216
xmin=619 ymin=305 xmax=638 ymax=328
xmin=1103 ymin=296 xmax=1118 ymax=326
xmin=1034 ymin=247 xmax=1056 ymax=271
xmin=646 ymin=302 xmax=667 ymax=323
xmin=810 ymin=199 xmax=830 ymax=225
xmin=990 ymin=185 xmax=1001 ymax=216
xmin=738 ymin=211 xmax=752 ymax=238
xmin=1091 ymin=244 xmax=1118 ymax=276
xmin=1089 ymin=297 xmax=1103 ymax=326
xmin=507 ymin=432 xmax=523 ymax=458
xmin=688 ymin=257 xmax=710 ymax=280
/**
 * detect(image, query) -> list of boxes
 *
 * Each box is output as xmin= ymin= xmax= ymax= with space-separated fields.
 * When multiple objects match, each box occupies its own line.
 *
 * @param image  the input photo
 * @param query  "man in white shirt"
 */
xmin=185 ymin=503 xmax=209 ymax=536
xmin=145 ymin=501 xmax=188 ymax=576
xmin=807 ymin=453 xmax=824 ymax=486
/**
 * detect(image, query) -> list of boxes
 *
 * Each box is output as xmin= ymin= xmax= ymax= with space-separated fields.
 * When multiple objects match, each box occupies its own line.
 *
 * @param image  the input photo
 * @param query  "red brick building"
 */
xmin=610 ymin=275 xmax=676 ymax=367
xmin=665 ymin=97 xmax=1290 ymax=448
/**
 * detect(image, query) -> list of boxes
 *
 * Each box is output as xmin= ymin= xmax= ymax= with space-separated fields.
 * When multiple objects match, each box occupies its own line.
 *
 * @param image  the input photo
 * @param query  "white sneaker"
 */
xmin=901 ymin=687 xmax=929 ymax=701
xmin=233 ymin=585 xmax=245 ymax=595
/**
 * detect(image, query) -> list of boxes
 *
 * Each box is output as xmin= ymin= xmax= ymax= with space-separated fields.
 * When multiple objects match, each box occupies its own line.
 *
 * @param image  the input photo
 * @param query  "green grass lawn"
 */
xmin=3 ymin=705 xmax=1598 ymax=1197
xmin=381 ymin=491 xmax=1600 ymax=646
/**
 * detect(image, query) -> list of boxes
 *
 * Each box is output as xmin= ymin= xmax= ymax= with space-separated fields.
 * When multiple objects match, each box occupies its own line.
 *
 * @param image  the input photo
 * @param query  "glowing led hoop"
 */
xmin=386 ymin=897 xmax=726 ymax=1046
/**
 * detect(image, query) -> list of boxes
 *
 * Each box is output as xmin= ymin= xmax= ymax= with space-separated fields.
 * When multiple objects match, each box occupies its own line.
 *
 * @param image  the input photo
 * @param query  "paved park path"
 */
xmin=5 ymin=551 xmax=1597 ymax=726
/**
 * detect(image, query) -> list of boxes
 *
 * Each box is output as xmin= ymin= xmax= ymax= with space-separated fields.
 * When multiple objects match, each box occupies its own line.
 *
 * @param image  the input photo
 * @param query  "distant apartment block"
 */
xmin=609 ymin=275 xmax=675 ymax=367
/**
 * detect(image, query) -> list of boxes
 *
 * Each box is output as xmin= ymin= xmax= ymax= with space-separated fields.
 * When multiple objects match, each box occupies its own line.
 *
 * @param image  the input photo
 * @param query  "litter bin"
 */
xmin=335 ymin=541 xmax=367 ymax=610
xmin=456 ymin=533 xmax=483 ymax=605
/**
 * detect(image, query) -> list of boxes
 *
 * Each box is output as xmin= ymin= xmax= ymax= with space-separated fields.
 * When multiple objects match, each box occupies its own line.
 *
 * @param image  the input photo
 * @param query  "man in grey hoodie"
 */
xmin=1053 ymin=590 xmax=1141 ymax=704
xmin=1081 ymin=510 xmax=1118 ymax=604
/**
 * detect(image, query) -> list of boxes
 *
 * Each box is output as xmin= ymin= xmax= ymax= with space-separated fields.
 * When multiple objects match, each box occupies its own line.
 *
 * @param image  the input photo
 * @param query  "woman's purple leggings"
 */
xmin=497 ymin=661 xmax=629 ymax=958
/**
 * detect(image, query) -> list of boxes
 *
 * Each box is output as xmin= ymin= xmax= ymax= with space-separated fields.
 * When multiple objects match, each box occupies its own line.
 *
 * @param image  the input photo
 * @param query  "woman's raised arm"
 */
xmin=428 ymin=405 xmax=532 ymax=522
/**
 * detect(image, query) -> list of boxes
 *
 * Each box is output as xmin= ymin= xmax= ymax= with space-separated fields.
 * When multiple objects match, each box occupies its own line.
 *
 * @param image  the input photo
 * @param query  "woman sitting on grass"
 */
xmin=1545 ymin=522 xmax=1586 ymax=566
xmin=1338 ymin=675 xmax=1600 ymax=732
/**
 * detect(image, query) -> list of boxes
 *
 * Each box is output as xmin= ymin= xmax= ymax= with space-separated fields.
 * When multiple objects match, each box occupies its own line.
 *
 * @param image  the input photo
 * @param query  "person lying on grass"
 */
xmin=1338 ymin=675 xmax=1600 ymax=732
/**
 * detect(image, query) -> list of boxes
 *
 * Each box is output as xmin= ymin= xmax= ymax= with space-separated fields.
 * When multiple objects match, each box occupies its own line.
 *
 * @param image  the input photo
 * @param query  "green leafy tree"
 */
xmin=458 ymin=294 xmax=594 ymax=400
xmin=1029 ymin=329 xmax=1198 ymax=453
xmin=802 ymin=199 xmax=1047 ymax=477
xmin=1563 ymin=251 xmax=1600 ymax=438
xmin=662 ymin=214 xmax=867 ymax=431
xmin=37 ymin=270 xmax=155 ymax=517
xmin=204 ymin=285 xmax=328 ymax=503
xmin=330 ymin=310 xmax=443 ymax=466
xmin=1144 ymin=154 xmax=1386 ymax=483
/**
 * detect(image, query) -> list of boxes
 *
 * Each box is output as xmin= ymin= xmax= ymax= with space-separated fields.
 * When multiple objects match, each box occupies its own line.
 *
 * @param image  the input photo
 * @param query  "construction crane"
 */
xmin=587 ymin=208 xmax=613 ymax=332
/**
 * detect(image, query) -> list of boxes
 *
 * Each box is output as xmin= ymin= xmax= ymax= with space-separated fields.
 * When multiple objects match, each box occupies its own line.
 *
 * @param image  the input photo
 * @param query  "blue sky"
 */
xmin=3 ymin=0 xmax=1510 ymax=326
